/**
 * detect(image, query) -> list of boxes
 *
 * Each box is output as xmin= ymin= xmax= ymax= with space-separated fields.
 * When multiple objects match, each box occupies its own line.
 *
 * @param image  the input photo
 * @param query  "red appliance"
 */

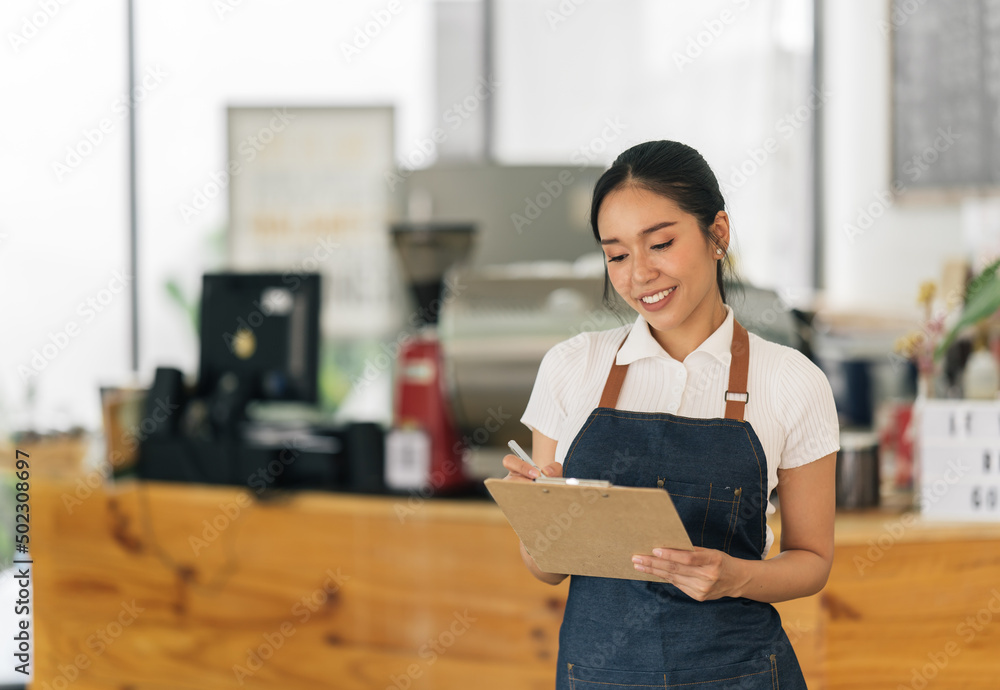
xmin=394 ymin=334 xmax=466 ymax=491
xmin=389 ymin=223 xmax=475 ymax=494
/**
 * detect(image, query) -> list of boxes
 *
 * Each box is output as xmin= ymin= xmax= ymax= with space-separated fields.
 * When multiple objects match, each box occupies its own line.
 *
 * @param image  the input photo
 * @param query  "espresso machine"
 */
xmin=387 ymin=222 xmax=476 ymax=494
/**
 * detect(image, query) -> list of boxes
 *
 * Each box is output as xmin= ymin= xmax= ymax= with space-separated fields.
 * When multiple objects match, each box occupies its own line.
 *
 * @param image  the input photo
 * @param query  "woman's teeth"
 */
xmin=640 ymin=287 xmax=676 ymax=304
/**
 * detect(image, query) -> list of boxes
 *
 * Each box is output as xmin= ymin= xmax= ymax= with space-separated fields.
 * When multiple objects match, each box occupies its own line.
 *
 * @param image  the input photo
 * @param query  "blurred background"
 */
xmin=3 ymin=1 xmax=1000 ymax=688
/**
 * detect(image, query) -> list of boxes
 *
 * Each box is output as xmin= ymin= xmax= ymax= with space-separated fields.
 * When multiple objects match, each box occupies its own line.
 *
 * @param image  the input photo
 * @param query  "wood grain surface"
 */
xmin=25 ymin=479 xmax=1000 ymax=689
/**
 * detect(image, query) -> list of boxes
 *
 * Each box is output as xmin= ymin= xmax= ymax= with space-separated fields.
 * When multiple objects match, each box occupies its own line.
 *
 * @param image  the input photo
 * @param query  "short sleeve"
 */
xmin=776 ymin=350 xmax=841 ymax=469
xmin=520 ymin=335 xmax=587 ymax=442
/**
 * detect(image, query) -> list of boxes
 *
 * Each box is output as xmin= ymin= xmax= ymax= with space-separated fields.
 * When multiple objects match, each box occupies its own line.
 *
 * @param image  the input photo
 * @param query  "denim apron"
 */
xmin=554 ymin=320 xmax=807 ymax=689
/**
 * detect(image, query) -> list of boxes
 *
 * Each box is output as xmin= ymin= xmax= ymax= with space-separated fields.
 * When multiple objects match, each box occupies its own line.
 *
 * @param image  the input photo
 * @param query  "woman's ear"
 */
xmin=711 ymin=210 xmax=731 ymax=254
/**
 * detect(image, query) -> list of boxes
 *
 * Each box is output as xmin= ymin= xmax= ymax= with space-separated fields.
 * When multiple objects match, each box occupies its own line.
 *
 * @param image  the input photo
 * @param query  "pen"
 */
xmin=507 ymin=439 xmax=540 ymax=471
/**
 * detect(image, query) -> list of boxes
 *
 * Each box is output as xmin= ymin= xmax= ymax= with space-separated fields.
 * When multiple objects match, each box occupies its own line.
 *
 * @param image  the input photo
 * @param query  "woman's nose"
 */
xmin=631 ymin=251 xmax=658 ymax=283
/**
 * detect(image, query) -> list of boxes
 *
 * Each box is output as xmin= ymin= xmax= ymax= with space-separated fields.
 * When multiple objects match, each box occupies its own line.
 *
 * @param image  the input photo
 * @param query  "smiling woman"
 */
xmin=504 ymin=140 xmax=841 ymax=689
xmin=592 ymin=141 xmax=737 ymax=361
xmin=598 ymin=186 xmax=728 ymax=361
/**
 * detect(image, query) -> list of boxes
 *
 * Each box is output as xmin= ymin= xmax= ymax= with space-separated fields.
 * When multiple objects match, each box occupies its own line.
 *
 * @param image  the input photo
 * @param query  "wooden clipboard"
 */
xmin=484 ymin=477 xmax=693 ymax=582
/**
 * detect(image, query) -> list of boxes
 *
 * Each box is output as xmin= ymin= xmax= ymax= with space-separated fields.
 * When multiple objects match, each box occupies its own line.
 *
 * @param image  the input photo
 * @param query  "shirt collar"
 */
xmin=616 ymin=305 xmax=735 ymax=367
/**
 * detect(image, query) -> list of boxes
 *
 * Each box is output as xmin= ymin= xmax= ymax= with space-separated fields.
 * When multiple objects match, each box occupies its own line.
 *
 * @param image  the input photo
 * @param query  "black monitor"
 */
xmin=198 ymin=273 xmax=321 ymax=405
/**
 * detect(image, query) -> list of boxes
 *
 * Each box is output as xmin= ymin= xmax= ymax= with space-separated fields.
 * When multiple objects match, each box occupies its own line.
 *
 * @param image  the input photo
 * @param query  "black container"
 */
xmin=836 ymin=430 xmax=880 ymax=509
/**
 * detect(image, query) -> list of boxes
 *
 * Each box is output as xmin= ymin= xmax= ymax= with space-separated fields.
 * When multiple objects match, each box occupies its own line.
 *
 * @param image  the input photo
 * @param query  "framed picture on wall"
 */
xmin=227 ymin=105 xmax=401 ymax=338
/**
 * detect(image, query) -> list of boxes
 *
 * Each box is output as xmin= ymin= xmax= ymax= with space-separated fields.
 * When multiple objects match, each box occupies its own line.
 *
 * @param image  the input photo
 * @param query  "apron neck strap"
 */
xmin=724 ymin=320 xmax=749 ymax=421
xmin=598 ymin=342 xmax=630 ymax=408
xmin=597 ymin=318 xmax=751 ymax=421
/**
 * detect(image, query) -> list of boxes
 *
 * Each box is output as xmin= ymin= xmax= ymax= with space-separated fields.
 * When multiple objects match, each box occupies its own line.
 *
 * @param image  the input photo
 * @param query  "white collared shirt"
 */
xmin=520 ymin=305 xmax=841 ymax=557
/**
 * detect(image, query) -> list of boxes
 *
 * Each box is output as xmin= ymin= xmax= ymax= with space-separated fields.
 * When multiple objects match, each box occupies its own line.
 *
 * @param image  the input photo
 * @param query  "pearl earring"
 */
xmin=716 ymin=248 xmax=723 ymax=255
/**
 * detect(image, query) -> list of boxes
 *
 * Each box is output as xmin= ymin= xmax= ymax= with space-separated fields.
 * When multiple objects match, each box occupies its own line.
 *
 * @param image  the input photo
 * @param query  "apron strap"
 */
xmin=598 ymin=317 xmax=751 ymax=419
xmin=724 ymin=320 xmax=750 ymax=421
xmin=598 ymin=336 xmax=630 ymax=408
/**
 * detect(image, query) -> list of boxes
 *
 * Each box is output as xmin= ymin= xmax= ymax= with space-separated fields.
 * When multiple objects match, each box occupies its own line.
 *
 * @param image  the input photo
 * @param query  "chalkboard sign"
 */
xmin=891 ymin=0 xmax=1000 ymax=192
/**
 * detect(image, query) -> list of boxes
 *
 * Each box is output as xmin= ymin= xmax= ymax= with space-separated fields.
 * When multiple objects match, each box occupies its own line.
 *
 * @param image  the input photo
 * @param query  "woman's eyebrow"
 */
xmin=600 ymin=221 xmax=677 ymax=245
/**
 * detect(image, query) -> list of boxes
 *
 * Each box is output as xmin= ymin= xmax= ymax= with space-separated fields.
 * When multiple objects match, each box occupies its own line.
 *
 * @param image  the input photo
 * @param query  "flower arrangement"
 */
xmin=894 ymin=259 xmax=1000 ymax=397
xmin=894 ymin=281 xmax=948 ymax=395
xmin=933 ymin=258 xmax=1000 ymax=359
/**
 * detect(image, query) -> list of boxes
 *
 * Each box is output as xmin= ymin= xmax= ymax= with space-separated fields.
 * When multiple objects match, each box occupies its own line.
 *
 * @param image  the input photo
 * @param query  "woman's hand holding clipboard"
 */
xmin=487 ymin=440 xmax=694 ymax=582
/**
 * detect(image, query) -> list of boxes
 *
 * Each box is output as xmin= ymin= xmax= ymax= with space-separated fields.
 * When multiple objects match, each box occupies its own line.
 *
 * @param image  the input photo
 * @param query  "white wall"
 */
xmin=495 ymin=0 xmax=817 ymax=298
xmin=821 ymin=0 xmax=964 ymax=318
xmin=1 ymin=0 xmax=437 ymax=430
xmin=0 ymin=0 xmax=131 ymax=434
xmin=7 ymin=0 xmax=961 ymax=429
xmin=134 ymin=0 xmax=435 ymax=381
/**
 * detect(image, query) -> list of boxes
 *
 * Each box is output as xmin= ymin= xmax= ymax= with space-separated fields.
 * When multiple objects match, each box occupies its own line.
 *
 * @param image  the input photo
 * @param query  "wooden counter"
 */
xmin=26 ymin=479 xmax=1000 ymax=689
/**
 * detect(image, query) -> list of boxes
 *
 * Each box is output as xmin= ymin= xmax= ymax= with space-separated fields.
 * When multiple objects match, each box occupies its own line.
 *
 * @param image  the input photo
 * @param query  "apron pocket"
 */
xmin=663 ymin=479 xmax=742 ymax=553
xmin=566 ymin=653 xmax=777 ymax=689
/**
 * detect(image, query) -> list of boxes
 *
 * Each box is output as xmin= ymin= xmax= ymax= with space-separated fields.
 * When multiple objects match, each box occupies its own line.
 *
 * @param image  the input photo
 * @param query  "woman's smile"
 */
xmin=637 ymin=285 xmax=677 ymax=310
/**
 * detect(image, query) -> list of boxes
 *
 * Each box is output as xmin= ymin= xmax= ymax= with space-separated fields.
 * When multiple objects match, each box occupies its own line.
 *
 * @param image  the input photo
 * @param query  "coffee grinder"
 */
xmin=388 ymin=222 xmax=475 ymax=494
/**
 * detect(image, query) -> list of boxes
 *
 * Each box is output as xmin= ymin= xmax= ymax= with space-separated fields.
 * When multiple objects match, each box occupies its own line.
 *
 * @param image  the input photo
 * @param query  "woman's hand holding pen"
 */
xmin=504 ymin=434 xmax=569 ymax=586
xmin=501 ymin=454 xmax=562 ymax=482
xmin=630 ymin=547 xmax=750 ymax=602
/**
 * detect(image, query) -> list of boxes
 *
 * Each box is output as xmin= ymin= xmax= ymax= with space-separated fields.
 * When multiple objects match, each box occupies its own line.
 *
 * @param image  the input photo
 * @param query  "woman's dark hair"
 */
xmin=590 ymin=140 xmax=739 ymax=310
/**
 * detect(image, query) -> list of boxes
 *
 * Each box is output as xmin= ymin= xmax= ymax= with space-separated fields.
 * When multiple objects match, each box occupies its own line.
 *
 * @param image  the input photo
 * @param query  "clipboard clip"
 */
xmin=534 ymin=476 xmax=612 ymax=488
